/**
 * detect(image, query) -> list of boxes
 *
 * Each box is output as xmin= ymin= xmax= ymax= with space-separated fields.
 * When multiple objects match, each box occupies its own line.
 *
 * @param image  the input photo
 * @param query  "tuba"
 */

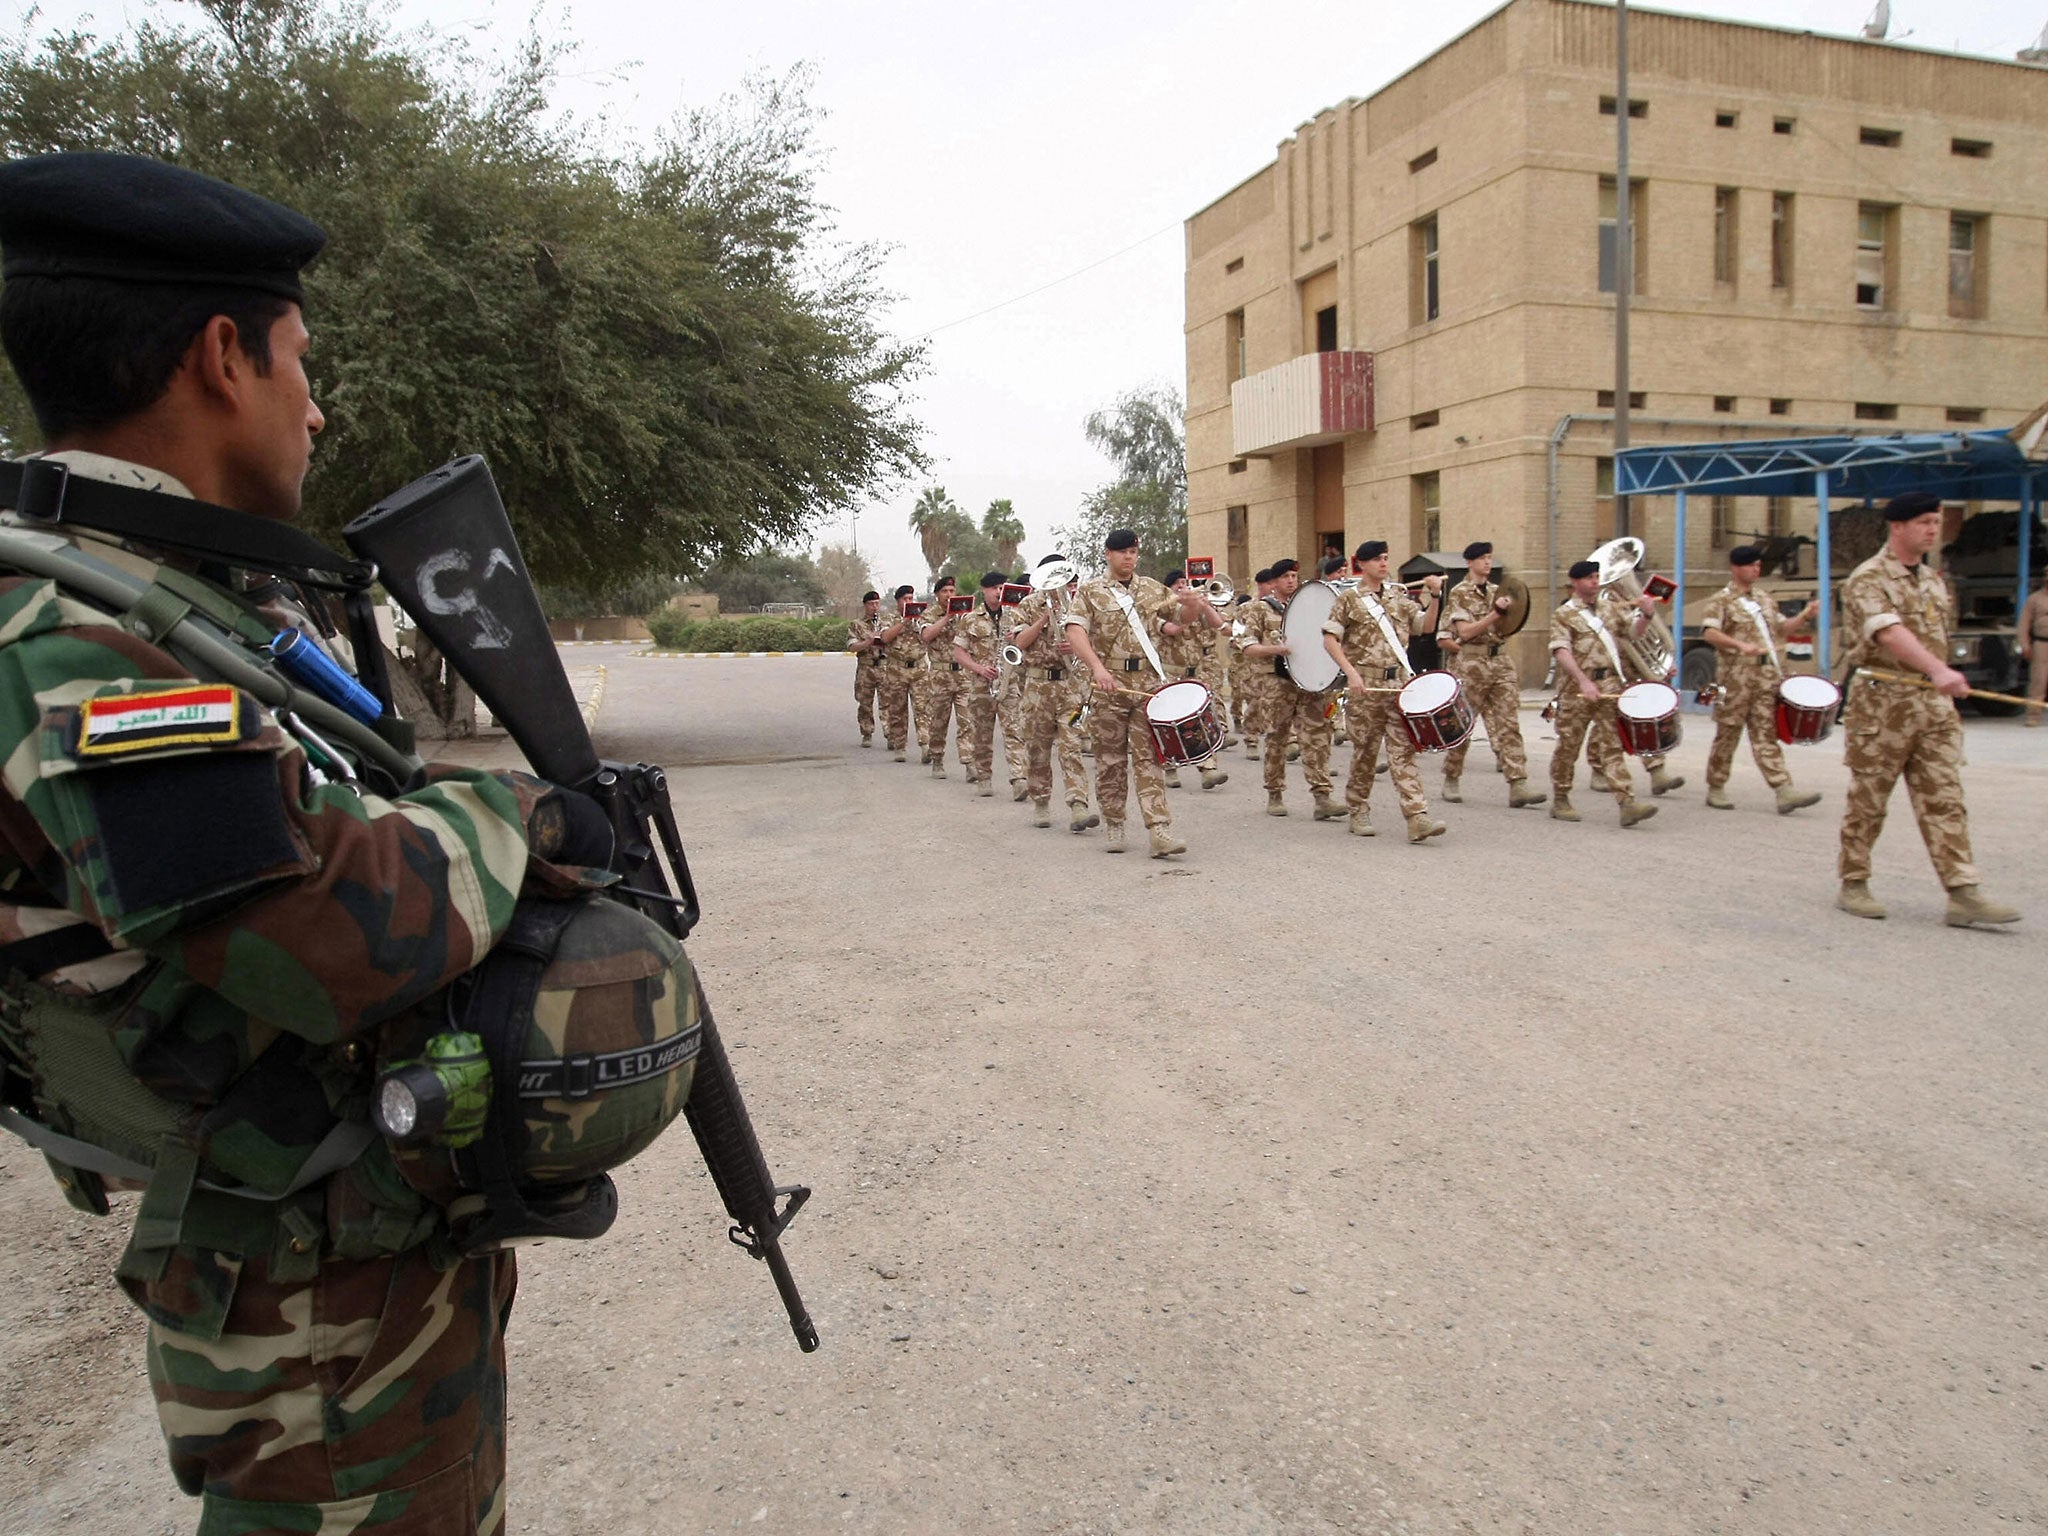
xmin=1203 ymin=575 xmax=1235 ymax=607
xmin=1587 ymin=536 xmax=1676 ymax=681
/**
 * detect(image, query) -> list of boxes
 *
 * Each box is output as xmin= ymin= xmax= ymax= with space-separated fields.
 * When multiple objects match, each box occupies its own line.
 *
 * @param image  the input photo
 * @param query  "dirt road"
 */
xmin=4 ymin=646 xmax=2043 ymax=1534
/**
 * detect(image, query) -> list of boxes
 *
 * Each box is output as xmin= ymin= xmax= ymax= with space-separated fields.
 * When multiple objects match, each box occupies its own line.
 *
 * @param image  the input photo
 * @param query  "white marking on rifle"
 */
xmin=417 ymin=549 xmax=515 ymax=650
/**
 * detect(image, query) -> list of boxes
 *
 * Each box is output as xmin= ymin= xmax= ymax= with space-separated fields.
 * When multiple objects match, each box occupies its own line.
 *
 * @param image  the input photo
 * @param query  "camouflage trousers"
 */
xmin=1707 ymin=666 xmax=1791 ymax=789
xmin=1228 ymin=663 xmax=1251 ymax=728
xmin=146 ymin=1245 xmax=516 ymax=1535
xmin=963 ymin=685 xmax=1012 ymax=784
xmin=1551 ymin=690 xmax=1638 ymax=805
xmin=1838 ymin=680 xmax=1979 ymax=889
xmin=2027 ymin=640 xmax=2047 ymax=710
xmin=1022 ymin=672 xmax=1089 ymax=807
xmin=994 ymin=672 xmax=1029 ymax=784
xmin=1343 ymin=691 xmax=1429 ymax=818
xmin=853 ymin=657 xmax=882 ymax=740
xmin=1442 ymin=656 xmax=1529 ymax=782
xmin=879 ymin=661 xmax=917 ymax=750
xmin=924 ymin=669 xmax=966 ymax=763
xmin=1091 ymin=681 xmax=1172 ymax=829
xmin=1262 ymin=684 xmax=1336 ymax=797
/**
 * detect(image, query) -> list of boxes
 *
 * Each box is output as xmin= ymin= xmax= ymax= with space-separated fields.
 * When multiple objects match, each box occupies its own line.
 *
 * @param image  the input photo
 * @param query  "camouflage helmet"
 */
xmin=375 ymin=894 xmax=699 ymax=1250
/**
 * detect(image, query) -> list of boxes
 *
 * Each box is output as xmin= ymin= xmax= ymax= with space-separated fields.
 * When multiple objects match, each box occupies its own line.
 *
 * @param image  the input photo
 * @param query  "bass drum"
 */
xmin=1281 ymin=581 xmax=1343 ymax=693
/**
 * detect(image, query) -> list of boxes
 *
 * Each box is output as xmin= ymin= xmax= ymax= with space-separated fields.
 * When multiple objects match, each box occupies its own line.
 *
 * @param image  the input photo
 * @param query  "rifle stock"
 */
xmin=345 ymin=459 xmax=818 ymax=1352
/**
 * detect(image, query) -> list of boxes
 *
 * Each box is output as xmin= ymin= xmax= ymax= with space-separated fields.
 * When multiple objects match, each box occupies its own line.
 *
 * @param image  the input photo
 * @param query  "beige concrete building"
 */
xmin=1185 ymin=0 xmax=2048 ymax=673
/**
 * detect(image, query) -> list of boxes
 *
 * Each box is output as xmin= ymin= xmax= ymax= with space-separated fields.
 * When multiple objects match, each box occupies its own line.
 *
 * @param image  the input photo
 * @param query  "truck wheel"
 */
xmin=1680 ymin=648 xmax=1718 ymax=694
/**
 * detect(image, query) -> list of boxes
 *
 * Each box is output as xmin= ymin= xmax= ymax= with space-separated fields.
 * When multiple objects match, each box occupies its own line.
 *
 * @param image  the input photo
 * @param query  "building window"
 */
xmin=1411 ymin=409 xmax=1440 ymax=430
xmin=1949 ymin=214 xmax=1983 ymax=319
xmin=1859 ymin=126 xmax=1901 ymax=148
xmin=1714 ymin=109 xmax=1738 ymax=128
xmin=1951 ymin=138 xmax=1992 ymax=159
xmin=1409 ymin=147 xmax=1437 ymax=173
xmin=1412 ymin=472 xmax=1442 ymax=555
xmin=1773 ymin=116 xmax=1795 ymax=135
xmin=1224 ymin=256 xmax=1244 ymax=274
xmin=1599 ymin=96 xmax=1648 ymax=118
xmin=1596 ymin=390 xmax=1645 ymax=409
xmin=1226 ymin=505 xmax=1249 ymax=585
xmin=1713 ymin=396 xmax=1736 ymax=413
xmin=1946 ymin=407 xmax=1985 ymax=424
xmin=1225 ymin=308 xmax=1247 ymax=381
xmin=1854 ymin=402 xmax=1898 ymax=421
xmin=1856 ymin=204 xmax=1895 ymax=310
xmin=1769 ymin=398 xmax=1790 ymax=416
xmin=1710 ymin=495 xmax=1736 ymax=548
xmin=1228 ymin=458 xmax=1248 ymax=474
xmin=1411 ymin=215 xmax=1440 ymax=325
xmin=1713 ymin=187 xmax=1738 ymax=289
xmin=1598 ymin=177 xmax=1646 ymax=294
xmin=1314 ymin=305 xmax=1337 ymax=352
xmin=1770 ymin=193 xmax=1794 ymax=291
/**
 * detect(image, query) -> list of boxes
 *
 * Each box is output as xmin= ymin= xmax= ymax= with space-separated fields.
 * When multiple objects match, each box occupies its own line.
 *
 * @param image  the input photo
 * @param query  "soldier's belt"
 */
xmin=1110 ymin=657 xmax=1146 ymax=671
xmin=1028 ymin=666 xmax=1066 ymax=681
xmin=1585 ymin=666 xmax=1611 ymax=680
xmin=948 ymin=662 xmax=964 ymax=671
xmin=1180 ymin=667 xmax=1200 ymax=678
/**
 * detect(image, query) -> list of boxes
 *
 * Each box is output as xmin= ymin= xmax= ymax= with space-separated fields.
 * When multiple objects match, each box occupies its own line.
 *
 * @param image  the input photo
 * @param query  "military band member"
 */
xmin=1835 ymin=494 xmax=2019 ymax=925
xmin=1011 ymin=553 xmax=1099 ymax=832
xmin=1239 ymin=560 xmax=1337 ymax=816
xmin=992 ymin=576 xmax=1031 ymax=797
xmin=1065 ymin=528 xmax=1197 ymax=857
xmin=1548 ymin=559 xmax=1660 ymax=827
xmin=1435 ymin=541 xmax=1545 ymax=808
xmin=878 ymin=583 xmax=922 ymax=759
xmin=846 ymin=589 xmax=887 ymax=746
xmin=2021 ymin=571 xmax=2048 ymax=726
xmin=917 ymin=574 xmax=964 ymax=777
xmin=1697 ymin=545 xmax=1823 ymax=813
xmin=951 ymin=570 xmax=1011 ymax=796
xmin=1233 ymin=569 xmax=1275 ymax=755
xmin=1159 ymin=568 xmax=1229 ymax=790
xmin=1321 ymin=541 xmax=1447 ymax=841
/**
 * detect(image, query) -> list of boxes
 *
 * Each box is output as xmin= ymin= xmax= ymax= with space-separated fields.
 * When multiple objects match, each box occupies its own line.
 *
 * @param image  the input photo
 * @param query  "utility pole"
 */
xmin=1613 ymin=0 xmax=1633 ymax=541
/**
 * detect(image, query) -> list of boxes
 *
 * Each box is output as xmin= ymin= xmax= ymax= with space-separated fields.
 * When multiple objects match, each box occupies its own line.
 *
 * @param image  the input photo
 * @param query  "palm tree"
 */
xmin=982 ymin=498 xmax=1025 ymax=572
xmin=909 ymin=486 xmax=957 ymax=585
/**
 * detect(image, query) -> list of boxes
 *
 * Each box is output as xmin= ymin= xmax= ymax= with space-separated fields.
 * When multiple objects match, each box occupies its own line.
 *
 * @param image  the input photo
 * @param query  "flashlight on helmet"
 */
xmin=372 ymin=1032 xmax=491 ymax=1148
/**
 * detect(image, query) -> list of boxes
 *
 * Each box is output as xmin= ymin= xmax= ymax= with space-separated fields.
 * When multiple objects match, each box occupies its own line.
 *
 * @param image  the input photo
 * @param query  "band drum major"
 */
xmin=1144 ymin=681 xmax=1227 ymax=766
xmin=1396 ymin=670 xmax=1475 ymax=753
xmin=1774 ymin=674 xmax=1842 ymax=745
xmin=1615 ymin=681 xmax=1682 ymax=756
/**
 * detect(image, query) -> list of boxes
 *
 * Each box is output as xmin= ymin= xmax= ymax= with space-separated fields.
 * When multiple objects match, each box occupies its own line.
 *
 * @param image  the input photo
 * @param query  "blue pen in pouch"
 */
xmin=269 ymin=628 xmax=384 ymax=724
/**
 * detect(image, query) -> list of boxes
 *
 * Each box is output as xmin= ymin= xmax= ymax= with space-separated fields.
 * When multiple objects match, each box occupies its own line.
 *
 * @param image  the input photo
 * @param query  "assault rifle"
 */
xmin=345 ymin=457 xmax=818 ymax=1352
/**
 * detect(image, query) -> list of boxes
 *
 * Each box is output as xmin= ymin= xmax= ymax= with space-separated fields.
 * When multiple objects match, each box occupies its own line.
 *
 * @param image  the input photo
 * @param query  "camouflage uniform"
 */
xmin=2021 ymin=586 xmax=2048 ymax=722
xmin=1154 ymin=601 xmax=1223 ymax=776
xmin=1837 ymin=551 xmax=1979 ymax=889
xmin=1547 ymin=592 xmax=1643 ymax=808
xmin=846 ymin=612 xmax=886 ymax=742
xmin=1065 ymin=575 xmax=1179 ymax=831
xmin=1235 ymin=596 xmax=1332 ymax=798
xmin=952 ymin=599 xmax=1006 ymax=787
xmin=1013 ymin=589 xmax=1091 ymax=813
xmin=920 ymin=606 xmax=968 ymax=772
xmin=1324 ymin=583 xmax=1432 ymax=819
xmin=0 ymin=452 xmax=579 ymax=1533
xmin=1199 ymin=616 xmax=1235 ymax=738
xmin=1698 ymin=582 xmax=1797 ymax=792
xmin=1437 ymin=576 xmax=1529 ymax=784
xmin=992 ymin=613 xmax=1030 ymax=790
xmin=1226 ymin=601 xmax=1256 ymax=739
xmin=878 ymin=606 xmax=923 ymax=753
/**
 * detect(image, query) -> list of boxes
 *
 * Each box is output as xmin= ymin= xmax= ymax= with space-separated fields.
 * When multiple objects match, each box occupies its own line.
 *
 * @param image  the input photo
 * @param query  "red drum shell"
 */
xmin=1774 ymin=674 xmax=1842 ymax=745
xmin=1396 ymin=670 xmax=1475 ymax=753
xmin=1614 ymin=682 xmax=1681 ymax=756
xmin=1143 ymin=680 xmax=1226 ymax=766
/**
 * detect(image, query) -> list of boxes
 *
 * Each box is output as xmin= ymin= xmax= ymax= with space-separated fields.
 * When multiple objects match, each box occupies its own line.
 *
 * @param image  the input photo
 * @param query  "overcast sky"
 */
xmin=15 ymin=0 xmax=2042 ymax=588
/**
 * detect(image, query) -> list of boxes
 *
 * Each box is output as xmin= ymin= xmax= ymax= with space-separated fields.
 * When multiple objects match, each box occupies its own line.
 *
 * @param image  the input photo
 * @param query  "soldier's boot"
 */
xmin=1507 ymin=779 xmax=1547 ymax=809
xmin=1104 ymin=821 xmax=1126 ymax=853
xmin=861 ymin=735 xmax=872 ymax=748
xmin=892 ymin=748 xmax=907 ymax=762
xmin=1441 ymin=775 xmax=1462 ymax=803
xmin=1590 ymin=769 xmax=1612 ymax=793
xmin=1705 ymin=785 xmax=1734 ymax=810
xmin=1650 ymin=764 xmax=1686 ymax=795
xmin=1148 ymin=825 xmax=1186 ymax=859
xmin=1376 ymin=758 xmax=1389 ymax=776
xmin=1945 ymin=886 xmax=2021 ymax=928
xmin=1011 ymin=777 xmax=1029 ymax=802
xmin=1406 ymin=812 xmax=1447 ymax=843
xmin=1286 ymin=743 xmax=1300 ymax=761
xmin=1348 ymin=808 xmax=1375 ymax=837
xmin=1836 ymin=880 xmax=1886 ymax=920
xmin=977 ymin=778 xmax=995 ymax=798
xmin=1312 ymin=793 xmax=1345 ymax=822
xmin=1033 ymin=799 xmax=1052 ymax=828
xmin=1164 ymin=767 xmax=1182 ymax=789
xmin=931 ymin=760 xmax=947 ymax=779
xmin=1200 ymin=767 xmax=1229 ymax=790
xmin=1266 ymin=792 xmax=1288 ymax=817
xmin=1223 ymin=730 xmax=1240 ymax=747
xmin=1619 ymin=801 xmax=1658 ymax=828
xmin=1245 ymin=742 xmax=1261 ymax=761
xmin=1774 ymin=783 xmax=1822 ymax=815
xmin=1550 ymin=793 xmax=1581 ymax=822
xmin=921 ymin=747 xmax=932 ymax=764
xmin=1069 ymin=804 xmax=1100 ymax=834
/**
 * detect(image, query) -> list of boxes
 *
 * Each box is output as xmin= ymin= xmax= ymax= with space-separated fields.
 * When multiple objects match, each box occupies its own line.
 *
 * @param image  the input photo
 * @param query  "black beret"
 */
xmin=1253 ymin=567 xmax=1273 ymax=584
xmin=934 ymin=575 xmax=956 ymax=590
xmin=980 ymin=569 xmax=1007 ymax=589
xmin=1884 ymin=492 xmax=1942 ymax=521
xmin=0 ymin=152 xmax=325 ymax=303
xmin=1353 ymin=540 xmax=1389 ymax=563
xmin=1270 ymin=558 xmax=1299 ymax=577
xmin=1161 ymin=567 xmax=1187 ymax=586
xmin=1727 ymin=545 xmax=1764 ymax=567
xmin=1462 ymin=540 xmax=1493 ymax=561
xmin=1568 ymin=559 xmax=1601 ymax=580
xmin=862 ymin=590 xmax=880 ymax=602
xmin=1104 ymin=528 xmax=1139 ymax=552
xmin=1036 ymin=552 xmax=1067 ymax=566
xmin=893 ymin=584 xmax=915 ymax=599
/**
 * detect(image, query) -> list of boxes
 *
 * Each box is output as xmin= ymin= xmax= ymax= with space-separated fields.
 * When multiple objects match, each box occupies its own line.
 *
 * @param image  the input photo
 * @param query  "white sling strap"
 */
xmin=1107 ymin=583 xmax=1169 ymax=681
xmin=1736 ymin=595 xmax=1781 ymax=672
xmin=1577 ymin=599 xmax=1626 ymax=676
xmin=1359 ymin=589 xmax=1415 ymax=679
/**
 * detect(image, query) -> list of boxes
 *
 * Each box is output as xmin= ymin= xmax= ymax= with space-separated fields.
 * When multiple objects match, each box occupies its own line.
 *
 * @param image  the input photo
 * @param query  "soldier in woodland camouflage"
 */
xmin=1696 ymin=546 xmax=1822 ymax=814
xmin=1834 ymin=494 xmax=2019 ymax=926
xmin=1547 ymin=560 xmax=1659 ymax=828
xmin=1435 ymin=541 xmax=1544 ymax=809
xmin=846 ymin=589 xmax=886 ymax=746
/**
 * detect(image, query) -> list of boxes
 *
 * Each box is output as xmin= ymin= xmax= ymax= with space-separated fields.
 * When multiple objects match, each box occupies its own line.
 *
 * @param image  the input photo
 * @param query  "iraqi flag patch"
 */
xmin=75 ymin=684 xmax=253 ymax=758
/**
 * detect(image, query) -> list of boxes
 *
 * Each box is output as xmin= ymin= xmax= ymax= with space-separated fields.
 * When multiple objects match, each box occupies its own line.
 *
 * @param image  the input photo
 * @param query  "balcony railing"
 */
xmin=1230 ymin=351 xmax=1374 ymax=457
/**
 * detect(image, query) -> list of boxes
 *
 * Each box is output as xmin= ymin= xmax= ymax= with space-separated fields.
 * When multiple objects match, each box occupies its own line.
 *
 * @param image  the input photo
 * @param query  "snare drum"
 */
xmin=1396 ymin=670 xmax=1475 ymax=753
xmin=1774 ymin=674 xmax=1842 ymax=745
xmin=1144 ymin=680 xmax=1226 ymax=766
xmin=1615 ymin=681 xmax=1682 ymax=756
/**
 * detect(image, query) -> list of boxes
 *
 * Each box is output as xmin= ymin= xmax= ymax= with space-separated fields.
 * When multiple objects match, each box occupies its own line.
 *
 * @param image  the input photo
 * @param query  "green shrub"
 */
xmin=645 ymin=609 xmax=691 ymax=649
xmin=687 ymin=618 xmax=742 ymax=652
xmin=747 ymin=619 xmax=813 ymax=652
xmin=811 ymin=619 xmax=851 ymax=649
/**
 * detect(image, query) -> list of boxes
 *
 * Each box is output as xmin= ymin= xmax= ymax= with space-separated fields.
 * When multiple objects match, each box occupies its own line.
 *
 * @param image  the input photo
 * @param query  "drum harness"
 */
xmin=1355 ymin=587 xmax=1417 ymax=681
xmin=1735 ymin=596 xmax=1781 ymax=673
xmin=1572 ymin=597 xmax=1628 ymax=679
xmin=1107 ymin=584 xmax=1169 ymax=684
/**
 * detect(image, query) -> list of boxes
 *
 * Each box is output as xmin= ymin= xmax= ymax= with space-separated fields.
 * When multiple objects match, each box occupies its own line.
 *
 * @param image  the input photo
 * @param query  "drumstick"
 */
xmin=1856 ymin=667 xmax=2039 ymax=711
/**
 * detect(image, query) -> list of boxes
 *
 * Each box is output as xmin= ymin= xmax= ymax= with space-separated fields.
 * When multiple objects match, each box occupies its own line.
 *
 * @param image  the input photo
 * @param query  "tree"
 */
xmin=908 ymin=486 xmax=958 ymax=585
xmin=1056 ymin=386 xmax=1188 ymax=575
xmin=934 ymin=509 xmax=998 ymax=585
xmin=982 ymin=498 xmax=1024 ymax=572
xmin=0 ymin=0 xmax=925 ymax=729
xmin=815 ymin=541 xmax=877 ymax=616
xmin=694 ymin=547 xmax=826 ymax=611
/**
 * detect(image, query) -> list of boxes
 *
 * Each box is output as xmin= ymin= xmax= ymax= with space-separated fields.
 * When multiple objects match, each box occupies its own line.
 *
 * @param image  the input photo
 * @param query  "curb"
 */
xmin=580 ymin=665 xmax=607 ymax=732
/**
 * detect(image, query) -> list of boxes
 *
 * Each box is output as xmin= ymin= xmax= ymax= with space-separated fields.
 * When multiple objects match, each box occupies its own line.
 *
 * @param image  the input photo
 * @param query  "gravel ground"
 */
xmin=3 ymin=645 xmax=2042 ymax=1535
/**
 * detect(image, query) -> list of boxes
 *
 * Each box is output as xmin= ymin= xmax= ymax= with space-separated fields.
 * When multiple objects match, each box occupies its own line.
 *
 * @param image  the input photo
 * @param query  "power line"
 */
xmin=915 ymin=221 xmax=1181 ymax=339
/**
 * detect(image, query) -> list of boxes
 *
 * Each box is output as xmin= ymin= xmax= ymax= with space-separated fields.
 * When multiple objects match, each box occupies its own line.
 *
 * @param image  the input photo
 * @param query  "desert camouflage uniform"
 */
xmin=1155 ymin=601 xmax=1223 ymax=775
xmin=1013 ymin=589 xmax=1091 ymax=811
xmin=952 ymin=599 xmax=1006 ymax=786
xmin=992 ymin=607 xmax=1030 ymax=789
xmin=1837 ymin=551 xmax=1980 ymax=889
xmin=1199 ymin=616 xmax=1234 ymax=734
xmin=1226 ymin=602 xmax=1256 ymax=735
xmin=1548 ymin=592 xmax=1642 ymax=807
xmin=846 ymin=612 xmax=886 ymax=741
xmin=0 ymin=452 xmax=584 ymax=1533
xmin=1437 ymin=576 xmax=1529 ymax=783
xmin=2020 ymin=587 xmax=2048 ymax=719
xmin=1324 ymin=582 xmax=1432 ymax=818
xmin=1698 ymin=582 xmax=1797 ymax=791
xmin=878 ymin=605 xmax=923 ymax=752
xmin=1066 ymin=574 xmax=1179 ymax=830
xmin=1235 ymin=596 xmax=1333 ymax=797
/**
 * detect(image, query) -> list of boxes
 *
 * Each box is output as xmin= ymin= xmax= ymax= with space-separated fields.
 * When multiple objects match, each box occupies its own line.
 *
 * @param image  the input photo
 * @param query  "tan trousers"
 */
xmin=1838 ymin=680 xmax=1979 ymax=889
xmin=1551 ymin=690 xmax=1638 ymax=805
xmin=1441 ymin=655 xmax=1529 ymax=782
xmin=1091 ymin=683 xmax=1172 ymax=829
